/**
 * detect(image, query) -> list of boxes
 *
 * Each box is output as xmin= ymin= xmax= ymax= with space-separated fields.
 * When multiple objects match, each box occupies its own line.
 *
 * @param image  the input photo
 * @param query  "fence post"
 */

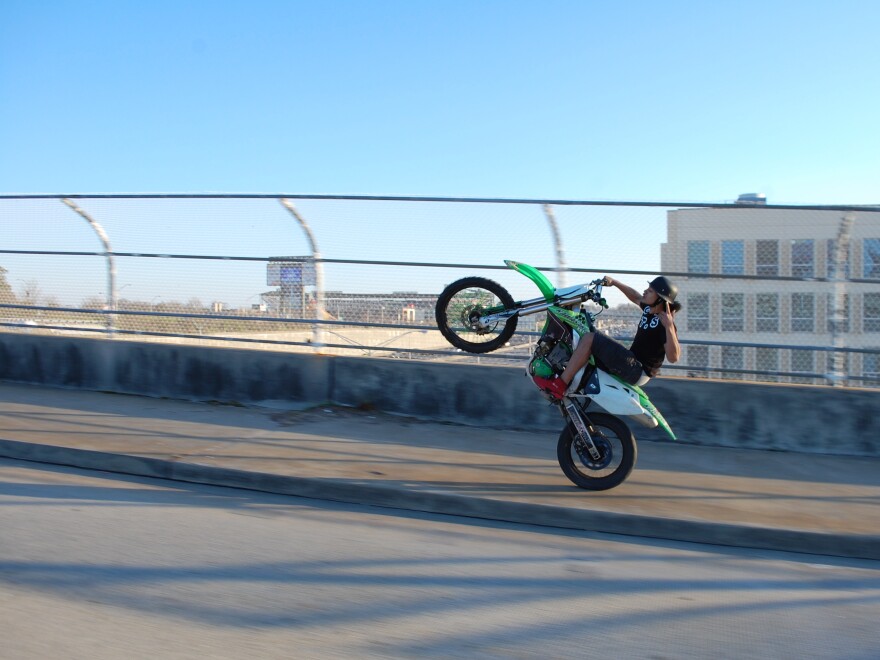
xmin=543 ymin=204 xmax=566 ymax=287
xmin=62 ymin=199 xmax=117 ymax=336
xmin=280 ymin=199 xmax=325 ymax=349
xmin=827 ymin=212 xmax=855 ymax=386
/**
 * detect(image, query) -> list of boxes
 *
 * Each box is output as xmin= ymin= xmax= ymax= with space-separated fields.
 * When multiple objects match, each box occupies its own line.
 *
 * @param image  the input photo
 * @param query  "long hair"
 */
xmin=651 ymin=299 xmax=683 ymax=313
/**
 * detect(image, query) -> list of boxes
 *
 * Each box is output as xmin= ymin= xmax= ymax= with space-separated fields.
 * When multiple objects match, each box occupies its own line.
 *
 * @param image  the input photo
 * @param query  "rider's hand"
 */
xmin=602 ymin=276 xmax=614 ymax=287
xmin=658 ymin=301 xmax=676 ymax=328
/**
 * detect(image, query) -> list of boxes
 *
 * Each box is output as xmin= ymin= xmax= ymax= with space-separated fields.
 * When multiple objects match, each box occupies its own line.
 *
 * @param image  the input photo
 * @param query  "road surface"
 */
xmin=1 ymin=459 xmax=878 ymax=659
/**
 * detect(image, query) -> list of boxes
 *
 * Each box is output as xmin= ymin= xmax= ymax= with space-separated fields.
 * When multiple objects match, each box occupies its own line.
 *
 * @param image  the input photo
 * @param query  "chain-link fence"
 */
xmin=1 ymin=194 xmax=878 ymax=387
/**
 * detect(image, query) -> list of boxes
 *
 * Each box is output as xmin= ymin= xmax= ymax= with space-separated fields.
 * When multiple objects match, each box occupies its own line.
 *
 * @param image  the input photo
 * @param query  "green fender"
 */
xmin=505 ymin=260 xmax=555 ymax=301
xmin=610 ymin=375 xmax=677 ymax=440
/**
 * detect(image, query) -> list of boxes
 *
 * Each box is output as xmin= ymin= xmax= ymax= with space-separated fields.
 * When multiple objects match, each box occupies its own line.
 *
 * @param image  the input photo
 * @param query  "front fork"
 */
xmin=562 ymin=399 xmax=601 ymax=461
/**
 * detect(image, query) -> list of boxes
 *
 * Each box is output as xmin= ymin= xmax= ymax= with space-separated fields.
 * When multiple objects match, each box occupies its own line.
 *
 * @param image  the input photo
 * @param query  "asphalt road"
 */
xmin=1 ymin=459 xmax=878 ymax=660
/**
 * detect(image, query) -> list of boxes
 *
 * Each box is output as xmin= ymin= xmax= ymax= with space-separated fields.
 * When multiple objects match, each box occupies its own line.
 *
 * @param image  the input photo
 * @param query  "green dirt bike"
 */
xmin=435 ymin=260 xmax=676 ymax=491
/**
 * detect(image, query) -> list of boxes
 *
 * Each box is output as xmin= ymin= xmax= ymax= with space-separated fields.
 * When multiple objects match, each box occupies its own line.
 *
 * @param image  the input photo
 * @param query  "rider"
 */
xmin=532 ymin=275 xmax=682 ymax=399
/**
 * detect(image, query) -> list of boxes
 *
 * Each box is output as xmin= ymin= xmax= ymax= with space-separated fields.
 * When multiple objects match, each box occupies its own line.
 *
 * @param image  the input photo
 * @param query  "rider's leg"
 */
xmin=532 ymin=332 xmax=596 ymax=399
xmin=559 ymin=332 xmax=595 ymax=386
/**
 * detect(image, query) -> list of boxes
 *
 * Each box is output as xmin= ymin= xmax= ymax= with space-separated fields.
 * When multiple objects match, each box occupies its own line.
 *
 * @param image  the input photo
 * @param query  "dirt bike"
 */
xmin=435 ymin=260 xmax=676 ymax=491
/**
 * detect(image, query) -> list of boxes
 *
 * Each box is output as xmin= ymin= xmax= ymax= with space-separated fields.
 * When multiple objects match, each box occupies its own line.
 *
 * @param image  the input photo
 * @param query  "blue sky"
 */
xmin=2 ymin=0 xmax=879 ymax=204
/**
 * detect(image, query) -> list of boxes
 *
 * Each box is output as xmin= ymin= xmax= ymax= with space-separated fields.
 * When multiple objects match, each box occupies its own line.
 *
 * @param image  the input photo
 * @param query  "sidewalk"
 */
xmin=0 ymin=382 xmax=878 ymax=560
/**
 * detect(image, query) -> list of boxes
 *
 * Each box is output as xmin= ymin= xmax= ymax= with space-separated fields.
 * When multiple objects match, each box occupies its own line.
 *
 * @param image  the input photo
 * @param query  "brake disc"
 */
xmin=576 ymin=435 xmax=612 ymax=470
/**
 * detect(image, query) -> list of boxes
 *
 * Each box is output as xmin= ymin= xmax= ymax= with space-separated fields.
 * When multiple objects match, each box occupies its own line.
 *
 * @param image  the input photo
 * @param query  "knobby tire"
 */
xmin=556 ymin=412 xmax=637 ymax=491
xmin=435 ymin=277 xmax=518 ymax=354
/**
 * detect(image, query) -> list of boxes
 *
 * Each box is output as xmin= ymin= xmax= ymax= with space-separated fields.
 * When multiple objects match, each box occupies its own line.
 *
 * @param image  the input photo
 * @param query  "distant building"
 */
xmin=322 ymin=292 xmax=435 ymax=324
xmin=260 ymin=287 xmax=436 ymax=325
xmin=660 ymin=203 xmax=880 ymax=385
xmin=594 ymin=305 xmax=638 ymax=338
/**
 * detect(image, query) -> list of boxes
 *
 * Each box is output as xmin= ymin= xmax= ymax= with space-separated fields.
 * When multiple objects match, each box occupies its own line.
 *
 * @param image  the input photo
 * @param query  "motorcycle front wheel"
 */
xmin=557 ymin=412 xmax=637 ymax=491
xmin=435 ymin=277 xmax=518 ymax=354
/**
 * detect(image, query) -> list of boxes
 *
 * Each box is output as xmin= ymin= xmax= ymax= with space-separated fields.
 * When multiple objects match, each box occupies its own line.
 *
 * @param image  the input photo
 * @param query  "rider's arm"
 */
xmin=661 ymin=304 xmax=681 ymax=363
xmin=603 ymin=276 xmax=642 ymax=306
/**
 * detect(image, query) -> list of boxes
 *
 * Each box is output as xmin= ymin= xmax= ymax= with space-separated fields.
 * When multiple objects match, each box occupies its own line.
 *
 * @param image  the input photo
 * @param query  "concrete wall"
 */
xmin=1 ymin=332 xmax=878 ymax=456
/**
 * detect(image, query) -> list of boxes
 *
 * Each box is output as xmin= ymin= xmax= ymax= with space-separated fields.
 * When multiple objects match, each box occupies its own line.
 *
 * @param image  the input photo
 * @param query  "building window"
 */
xmin=826 ymin=294 xmax=850 ymax=333
xmin=790 ymin=349 xmax=815 ymax=384
xmin=687 ymin=345 xmax=709 ymax=378
xmin=688 ymin=241 xmax=710 ymax=273
xmin=721 ymin=293 xmax=744 ymax=331
xmin=756 ymin=294 xmax=779 ymax=332
xmin=721 ymin=345 xmax=743 ymax=379
xmin=721 ymin=240 xmax=744 ymax=275
xmin=791 ymin=293 xmax=814 ymax=332
xmin=865 ymin=239 xmax=880 ymax=278
xmin=755 ymin=347 xmax=779 ymax=382
xmin=687 ymin=293 xmax=709 ymax=331
xmin=791 ymin=239 xmax=814 ymax=278
xmin=826 ymin=239 xmax=851 ymax=279
xmin=756 ymin=240 xmax=779 ymax=277
xmin=865 ymin=293 xmax=880 ymax=332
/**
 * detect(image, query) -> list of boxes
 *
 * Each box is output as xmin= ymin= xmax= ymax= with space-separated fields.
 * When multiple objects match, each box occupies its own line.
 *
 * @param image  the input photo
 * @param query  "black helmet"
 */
xmin=648 ymin=276 xmax=678 ymax=303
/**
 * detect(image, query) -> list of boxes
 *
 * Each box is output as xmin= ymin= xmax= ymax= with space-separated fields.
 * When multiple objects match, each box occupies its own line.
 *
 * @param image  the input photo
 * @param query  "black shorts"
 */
xmin=590 ymin=332 xmax=646 ymax=385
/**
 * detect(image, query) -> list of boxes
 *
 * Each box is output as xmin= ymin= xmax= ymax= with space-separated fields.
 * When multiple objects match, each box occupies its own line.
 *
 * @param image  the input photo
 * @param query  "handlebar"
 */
xmin=584 ymin=279 xmax=609 ymax=309
xmin=550 ymin=278 xmax=609 ymax=310
xmin=596 ymin=279 xmax=609 ymax=308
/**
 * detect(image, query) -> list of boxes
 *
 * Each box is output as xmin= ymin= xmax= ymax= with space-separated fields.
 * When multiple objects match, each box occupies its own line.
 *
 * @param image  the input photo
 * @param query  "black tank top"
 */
xmin=629 ymin=305 xmax=669 ymax=377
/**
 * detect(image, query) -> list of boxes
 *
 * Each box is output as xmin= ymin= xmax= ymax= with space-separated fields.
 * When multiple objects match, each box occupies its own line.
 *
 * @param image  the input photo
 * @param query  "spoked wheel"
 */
xmin=435 ymin=277 xmax=518 ymax=354
xmin=556 ymin=413 xmax=637 ymax=491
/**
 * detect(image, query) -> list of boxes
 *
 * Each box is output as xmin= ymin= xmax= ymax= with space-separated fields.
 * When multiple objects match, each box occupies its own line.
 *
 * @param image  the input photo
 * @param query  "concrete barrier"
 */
xmin=1 ymin=332 xmax=878 ymax=456
xmin=0 ymin=333 xmax=328 ymax=403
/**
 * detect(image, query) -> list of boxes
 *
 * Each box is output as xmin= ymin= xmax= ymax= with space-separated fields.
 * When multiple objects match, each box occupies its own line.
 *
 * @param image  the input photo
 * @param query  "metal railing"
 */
xmin=1 ymin=193 xmax=878 ymax=387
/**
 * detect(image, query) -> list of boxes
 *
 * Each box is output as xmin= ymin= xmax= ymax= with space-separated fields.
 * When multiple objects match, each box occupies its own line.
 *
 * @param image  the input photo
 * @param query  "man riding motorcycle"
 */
xmin=532 ymin=275 xmax=682 ymax=398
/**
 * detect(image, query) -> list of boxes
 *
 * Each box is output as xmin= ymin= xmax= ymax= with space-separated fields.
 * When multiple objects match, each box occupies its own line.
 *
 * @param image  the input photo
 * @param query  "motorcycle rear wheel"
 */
xmin=435 ymin=277 xmax=518 ymax=354
xmin=557 ymin=412 xmax=637 ymax=491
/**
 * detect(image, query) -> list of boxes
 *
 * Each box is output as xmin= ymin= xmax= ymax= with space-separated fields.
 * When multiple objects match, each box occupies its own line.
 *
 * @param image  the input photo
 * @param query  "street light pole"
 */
xmin=543 ymin=204 xmax=567 ymax=287
xmin=280 ymin=199 xmax=325 ymax=350
xmin=827 ymin=212 xmax=854 ymax=386
xmin=62 ymin=199 xmax=117 ymax=336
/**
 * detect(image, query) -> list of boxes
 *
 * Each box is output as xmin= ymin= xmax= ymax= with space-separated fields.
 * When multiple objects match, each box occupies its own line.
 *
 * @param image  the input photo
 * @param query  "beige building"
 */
xmin=660 ymin=204 xmax=880 ymax=386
